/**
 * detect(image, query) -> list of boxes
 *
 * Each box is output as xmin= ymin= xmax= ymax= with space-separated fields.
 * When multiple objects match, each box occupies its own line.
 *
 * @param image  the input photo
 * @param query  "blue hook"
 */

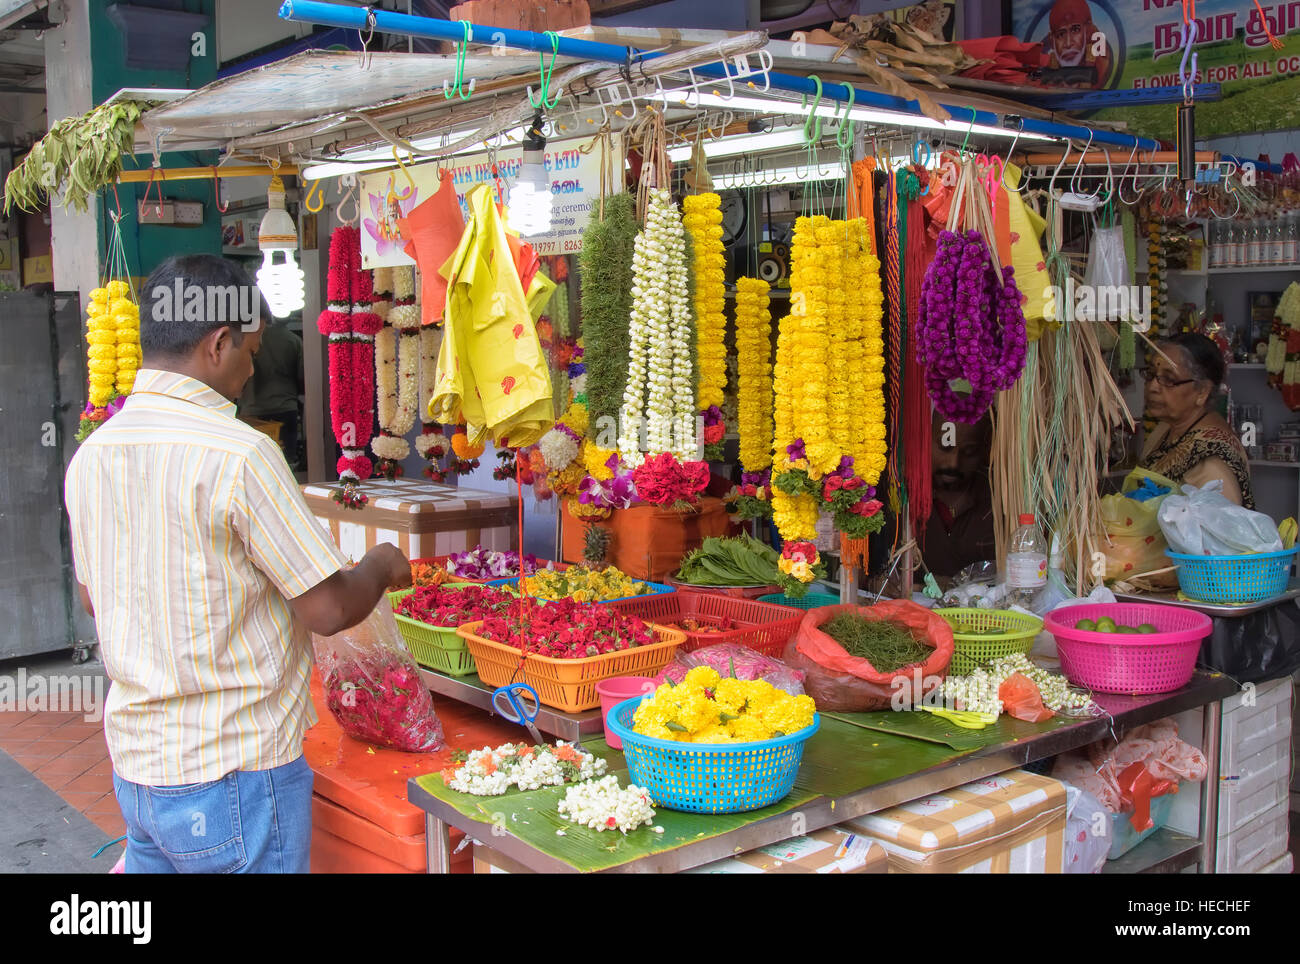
xmin=912 ymin=140 xmax=932 ymax=196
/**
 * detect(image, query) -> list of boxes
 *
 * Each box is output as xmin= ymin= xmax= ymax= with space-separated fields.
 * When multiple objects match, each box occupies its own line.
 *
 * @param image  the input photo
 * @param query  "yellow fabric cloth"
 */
xmin=429 ymin=184 xmax=554 ymax=448
xmin=1002 ymin=163 xmax=1053 ymax=340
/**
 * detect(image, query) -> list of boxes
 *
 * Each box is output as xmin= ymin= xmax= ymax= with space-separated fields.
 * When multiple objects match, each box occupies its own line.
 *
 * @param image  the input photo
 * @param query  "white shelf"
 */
xmin=1207 ymin=265 xmax=1300 ymax=275
xmin=1250 ymin=460 xmax=1300 ymax=469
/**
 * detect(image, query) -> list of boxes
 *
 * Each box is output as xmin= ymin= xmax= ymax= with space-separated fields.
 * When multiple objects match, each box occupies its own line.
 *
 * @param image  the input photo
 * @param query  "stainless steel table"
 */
xmin=417 ymin=668 xmax=604 ymax=743
xmin=409 ymin=672 xmax=1237 ymax=874
xmin=1112 ymin=585 xmax=1300 ymax=618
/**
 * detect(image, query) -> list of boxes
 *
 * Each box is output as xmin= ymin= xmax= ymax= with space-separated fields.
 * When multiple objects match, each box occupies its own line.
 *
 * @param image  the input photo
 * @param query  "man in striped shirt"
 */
xmin=65 ymin=254 xmax=411 ymax=873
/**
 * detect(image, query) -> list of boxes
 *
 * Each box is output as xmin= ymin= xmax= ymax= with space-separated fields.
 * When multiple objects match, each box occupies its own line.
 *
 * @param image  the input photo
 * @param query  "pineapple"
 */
xmin=583 ymin=523 xmax=613 ymax=570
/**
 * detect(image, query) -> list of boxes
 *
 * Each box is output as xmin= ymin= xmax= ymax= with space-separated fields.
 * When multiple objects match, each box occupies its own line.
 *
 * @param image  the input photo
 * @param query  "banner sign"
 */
xmin=358 ymin=135 xmax=609 ymax=267
xmin=1011 ymin=0 xmax=1300 ymax=139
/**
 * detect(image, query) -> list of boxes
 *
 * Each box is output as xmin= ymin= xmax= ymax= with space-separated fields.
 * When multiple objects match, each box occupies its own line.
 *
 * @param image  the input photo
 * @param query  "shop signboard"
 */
xmin=358 ymin=135 xmax=611 ymax=267
xmin=1011 ymin=0 xmax=1300 ymax=139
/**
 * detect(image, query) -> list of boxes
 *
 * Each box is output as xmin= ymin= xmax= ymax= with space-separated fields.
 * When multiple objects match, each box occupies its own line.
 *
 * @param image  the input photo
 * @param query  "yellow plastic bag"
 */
xmin=429 ymin=183 xmax=554 ymax=448
xmin=1099 ymin=468 xmax=1181 ymax=588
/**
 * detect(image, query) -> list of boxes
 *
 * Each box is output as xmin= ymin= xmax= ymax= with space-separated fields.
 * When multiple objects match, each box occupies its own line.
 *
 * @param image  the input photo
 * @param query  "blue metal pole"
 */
xmin=278 ymin=0 xmax=1164 ymax=154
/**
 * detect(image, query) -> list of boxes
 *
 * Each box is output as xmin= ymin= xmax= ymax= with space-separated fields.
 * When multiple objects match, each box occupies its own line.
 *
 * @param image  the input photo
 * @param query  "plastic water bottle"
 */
xmin=1006 ymin=513 xmax=1048 ymax=610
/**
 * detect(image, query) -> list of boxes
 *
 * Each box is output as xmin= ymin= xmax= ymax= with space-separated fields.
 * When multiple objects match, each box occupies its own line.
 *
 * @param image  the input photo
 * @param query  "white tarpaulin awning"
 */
xmin=137 ymin=49 xmax=579 ymax=153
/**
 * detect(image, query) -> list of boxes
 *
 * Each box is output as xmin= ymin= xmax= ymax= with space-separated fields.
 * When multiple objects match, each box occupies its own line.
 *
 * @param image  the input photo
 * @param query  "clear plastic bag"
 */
xmin=313 ymin=601 xmax=446 ymax=752
xmin=939 ymin=560 xmax=1005 ymax=609
xmin=1080 ymin=224 xmax=1129 ymax=321
xmin=1157 ymin=480 xmax=1283 ymax=555
xmin=652 ymin=643 xmax=805 ymax=696
xmin=1059 ymin=781 xmax=1112 ymax=874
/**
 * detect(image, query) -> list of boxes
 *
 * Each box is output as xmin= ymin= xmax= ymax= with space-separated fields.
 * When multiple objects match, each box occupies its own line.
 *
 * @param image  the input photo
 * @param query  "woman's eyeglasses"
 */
xmin=1143 ymin=371 xmax=1197 ymax=389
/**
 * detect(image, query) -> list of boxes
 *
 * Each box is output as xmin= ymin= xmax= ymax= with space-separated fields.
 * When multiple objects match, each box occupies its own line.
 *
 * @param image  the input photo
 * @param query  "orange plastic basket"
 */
xmin=606 ymin=591 xmax=804 ymax=657
xmin=455 ymin=621 xmax=686 ymax=713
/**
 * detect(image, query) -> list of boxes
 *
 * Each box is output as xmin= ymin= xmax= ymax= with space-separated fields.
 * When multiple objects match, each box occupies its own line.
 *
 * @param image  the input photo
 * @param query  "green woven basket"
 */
xmin=387 ymin=587 xmax=478 ymax=677
xmin=934 ymin=608 xmax=1043 ymax=675
xmin=756 ymin=592 xmax=840 ymax=610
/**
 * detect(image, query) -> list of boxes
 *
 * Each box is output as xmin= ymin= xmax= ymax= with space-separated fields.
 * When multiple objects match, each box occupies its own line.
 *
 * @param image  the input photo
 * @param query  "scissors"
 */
xmin=491 ymin=683 xmax=545 ymax=745
xmin=919 ymin=706 xmax=999 ymax=730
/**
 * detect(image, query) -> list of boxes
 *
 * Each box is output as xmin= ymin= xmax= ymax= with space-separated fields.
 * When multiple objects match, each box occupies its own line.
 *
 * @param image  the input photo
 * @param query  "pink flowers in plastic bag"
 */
xmin=324 ymin=649 xmax=445 ymax=752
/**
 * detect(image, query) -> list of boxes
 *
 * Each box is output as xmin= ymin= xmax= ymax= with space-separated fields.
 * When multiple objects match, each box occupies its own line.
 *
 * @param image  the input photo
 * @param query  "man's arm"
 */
xmin=288 ymin=544 xmax=410 ymax=637
xmin=76 ymin=580 xmax=94 ymax=618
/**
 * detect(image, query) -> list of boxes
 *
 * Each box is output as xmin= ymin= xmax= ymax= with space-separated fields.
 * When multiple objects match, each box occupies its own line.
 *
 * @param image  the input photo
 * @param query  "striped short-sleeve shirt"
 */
xmin=65 ymin=369 xmax=346 ymax=786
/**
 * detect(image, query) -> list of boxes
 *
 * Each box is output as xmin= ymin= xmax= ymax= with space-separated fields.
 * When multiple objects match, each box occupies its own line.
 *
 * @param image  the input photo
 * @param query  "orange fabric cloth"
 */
xmin=398 ymin=169 xmax=465 ymax=326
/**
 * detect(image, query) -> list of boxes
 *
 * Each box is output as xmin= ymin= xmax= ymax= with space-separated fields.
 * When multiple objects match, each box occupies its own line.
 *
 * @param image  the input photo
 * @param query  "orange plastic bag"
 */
xmin=998 ymin=672 xmax=1054 ymax=723
xmin=781 ymin=602 xmax=953 ymax=712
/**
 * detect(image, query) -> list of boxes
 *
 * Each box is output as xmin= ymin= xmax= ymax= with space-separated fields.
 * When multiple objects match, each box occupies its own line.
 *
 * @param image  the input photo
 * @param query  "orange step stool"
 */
xmin=305 ymin=670 xmax=523 ymax=873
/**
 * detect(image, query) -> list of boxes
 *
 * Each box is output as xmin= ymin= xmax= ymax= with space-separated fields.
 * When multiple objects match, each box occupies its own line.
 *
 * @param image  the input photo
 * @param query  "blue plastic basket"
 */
xmin=485 ymin=577 xmax=675 ymax=604
xmin=606 ymin=697 xmax=819 ymax=814
xmin=1164 ymin=548 xmax=1297 ymax=604
xmin=756 ymin=592 xmax=839 ymax=610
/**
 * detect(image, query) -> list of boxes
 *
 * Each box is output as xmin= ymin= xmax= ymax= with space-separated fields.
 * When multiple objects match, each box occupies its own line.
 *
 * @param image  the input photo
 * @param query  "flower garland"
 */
xmin=735 ymin=277 xmax=773 ymax=474
xmin=372 ymin=267 xmax=422 ymax=477
xmin=619 ymin=188 xmax=697 ymax=466
xmin=915 ymin=229 xmax=1027 ymax=423
xmin=851 ymin=222 xmax=888 ymax=484
xmin=682 ymin=193 xmax=727 ymax=461
xmin=79 ymin=280 xmax=139 ymax=440
xmin=767 ymin=217 xmax=890 ymax=593
xmin=318 ymin=226 xmax=382 ymax=507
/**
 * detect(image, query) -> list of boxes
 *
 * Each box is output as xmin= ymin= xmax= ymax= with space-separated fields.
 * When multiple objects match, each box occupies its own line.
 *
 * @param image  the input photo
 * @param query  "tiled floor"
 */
xmin=0 ymin=710 xmax=122 ymax=840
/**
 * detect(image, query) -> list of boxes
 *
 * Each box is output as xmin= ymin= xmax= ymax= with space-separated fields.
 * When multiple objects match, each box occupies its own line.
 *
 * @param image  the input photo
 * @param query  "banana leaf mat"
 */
xmin=413 ymin=766 xmax=818 ymax=873
xmin=823 ymin=710 xmax=1076 ymax=750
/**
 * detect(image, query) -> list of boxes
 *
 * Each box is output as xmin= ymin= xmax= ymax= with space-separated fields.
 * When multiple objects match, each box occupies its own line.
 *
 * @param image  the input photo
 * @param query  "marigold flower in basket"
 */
xmin=631 ymin=665 xmax=816 ymax=743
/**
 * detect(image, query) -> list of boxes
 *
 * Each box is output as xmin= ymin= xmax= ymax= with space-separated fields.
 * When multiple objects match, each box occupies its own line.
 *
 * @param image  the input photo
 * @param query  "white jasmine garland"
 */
xmin=557 ymin=775 xmax=656 ymax=834
xmin=445 ymin=742 xmax=607 ymax=796
xmin=620 ymin=189 xmax=696 ymax=465
xmin=940 ymin=654 xmax=1093 ymax=717
xmin=374 ymin=327 xmax=398 ymax=430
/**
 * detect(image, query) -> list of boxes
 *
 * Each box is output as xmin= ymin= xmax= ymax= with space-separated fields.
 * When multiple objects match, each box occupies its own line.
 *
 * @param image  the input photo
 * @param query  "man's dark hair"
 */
xmin=140 ymin=255 xmax=269 ymax=357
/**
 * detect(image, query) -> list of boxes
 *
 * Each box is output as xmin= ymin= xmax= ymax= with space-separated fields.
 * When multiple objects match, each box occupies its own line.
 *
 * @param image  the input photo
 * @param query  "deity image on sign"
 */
xmin=364 ymin=174 xmax=420 ymax=258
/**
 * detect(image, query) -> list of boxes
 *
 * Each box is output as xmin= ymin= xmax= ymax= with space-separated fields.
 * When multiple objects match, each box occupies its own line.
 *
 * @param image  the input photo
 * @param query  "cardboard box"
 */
xmin=474 ymin=827 xmax=889 ymax=874
xmin=301 ymin=478 xmax=518 ymax=561
xmin=683 ymin=827 xmax=888 ymax=874
xmin=839 ymin=769 xmax=1068 ymax=873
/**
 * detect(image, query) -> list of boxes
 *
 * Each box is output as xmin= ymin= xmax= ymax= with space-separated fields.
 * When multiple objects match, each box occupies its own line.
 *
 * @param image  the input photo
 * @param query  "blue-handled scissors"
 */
xmin=491 ymin=683 xmax=545 ymax=745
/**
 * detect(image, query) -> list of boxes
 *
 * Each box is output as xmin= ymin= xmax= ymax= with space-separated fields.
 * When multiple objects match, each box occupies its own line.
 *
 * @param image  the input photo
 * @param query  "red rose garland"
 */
xmin=318 ymin=226 xmax=383 ymax=507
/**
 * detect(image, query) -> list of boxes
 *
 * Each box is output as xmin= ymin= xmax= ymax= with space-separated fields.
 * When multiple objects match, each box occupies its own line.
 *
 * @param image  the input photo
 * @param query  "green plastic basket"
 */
xmin=756 ymin=592 xmax=840 ymax=610
xmin=387 ymin=588 xmax=478 ymax=677
xmin=934 ymin=608 xmax=1043 ymax=675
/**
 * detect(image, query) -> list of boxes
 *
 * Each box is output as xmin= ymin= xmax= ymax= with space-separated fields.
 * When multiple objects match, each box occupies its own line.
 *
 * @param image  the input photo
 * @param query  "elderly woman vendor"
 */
xmin=1140 ymin=332 xmax=1254 ymax=508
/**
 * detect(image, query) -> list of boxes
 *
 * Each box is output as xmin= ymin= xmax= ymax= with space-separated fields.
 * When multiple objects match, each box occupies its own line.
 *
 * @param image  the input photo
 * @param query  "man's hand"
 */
xmin=289 ymin=544 xmax=411 ymax=636
xmin=76 ymin=580 xmax=94 ymax=618
xmin=372 ymin=543 xmax=412 ymax=590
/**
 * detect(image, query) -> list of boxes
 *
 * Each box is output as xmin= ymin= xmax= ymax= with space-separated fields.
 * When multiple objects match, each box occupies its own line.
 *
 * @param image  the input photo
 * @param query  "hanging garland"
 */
xmin=372 ymin=266 xmax=421 ymax=478
xmin=318 ymin=226 xmax=382 ymax=507
xmin=415 ymin=321 xmax=454 ymax=482
xmin=682 ymin=192 xmax=727 ymax=461
xmin=619 ymin=187 xmax=698 ymax=466
xmin=78 ymin=213 xmax=140 ymax=442
xmin=769 ymin=215 xmax=888 ymax=595
xmin=728 ymin=277 xmax=774 ymax=522
xmin=580 ymin=193 xmax=638 ymax=433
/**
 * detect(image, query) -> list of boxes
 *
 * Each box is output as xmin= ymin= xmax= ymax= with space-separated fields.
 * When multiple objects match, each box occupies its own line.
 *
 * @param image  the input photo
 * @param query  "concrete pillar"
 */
xmin=44 ymin=0 xmax=99 ymax=298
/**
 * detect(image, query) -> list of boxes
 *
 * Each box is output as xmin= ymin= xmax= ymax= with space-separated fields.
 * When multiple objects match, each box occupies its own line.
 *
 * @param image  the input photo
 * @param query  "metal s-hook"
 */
xmin=1069 ymin=130 xmax=1096 ymax=197
xmin=1000 ymin=116 xmax=1031 ymax=195
xmin=211 ymin=166 xmax=228 ymax=213
xmin=303 ymin=178 xmax=325 ymax=214
xmin=1048 ymin=140 xmax=1074 ymax=197
xmin=357 ymin=6 xmax=375 ymax=70
xmin=1116 ymin=141 xmax=1143 ymax=205
xmin=337 ymin=173 xmax=359 ymax=225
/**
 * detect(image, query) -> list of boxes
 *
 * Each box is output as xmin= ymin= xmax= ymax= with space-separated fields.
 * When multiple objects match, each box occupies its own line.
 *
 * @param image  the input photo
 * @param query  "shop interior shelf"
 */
xmin=1101 ymin=828 xmax=1202 ymax=874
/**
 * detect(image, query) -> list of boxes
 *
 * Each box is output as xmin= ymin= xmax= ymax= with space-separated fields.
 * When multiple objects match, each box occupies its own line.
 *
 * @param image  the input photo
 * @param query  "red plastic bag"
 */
xmin=314 ymin=602 xmax=446 ymax=752
xmin=998 ymin=672 xmax=1054 ymax=723
xmin=781 ymin=601 xmax=954 ymax=712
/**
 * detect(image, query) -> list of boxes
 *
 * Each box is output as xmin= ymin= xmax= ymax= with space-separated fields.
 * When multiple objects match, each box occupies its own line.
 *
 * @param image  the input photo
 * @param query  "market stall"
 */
xmin=25 ymin=1 xmax=1300 ymax=876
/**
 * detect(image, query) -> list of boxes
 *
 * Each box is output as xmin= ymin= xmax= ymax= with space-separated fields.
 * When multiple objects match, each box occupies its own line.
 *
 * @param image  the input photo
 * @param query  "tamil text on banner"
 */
xmin=1011 ymin=0 xmax=1300 ymax=138
xmin=358 ymin=136 xmax=611 ymax=267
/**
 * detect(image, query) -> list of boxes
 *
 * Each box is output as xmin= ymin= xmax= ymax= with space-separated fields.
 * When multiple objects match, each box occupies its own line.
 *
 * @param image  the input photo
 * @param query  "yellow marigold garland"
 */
xmin=682 ymin=194 xmax=727 ymax=414
xmin=853 ymin=220 xmax=887 ymax=484
xmin=734 ymin=277 xmax=773 ymax=473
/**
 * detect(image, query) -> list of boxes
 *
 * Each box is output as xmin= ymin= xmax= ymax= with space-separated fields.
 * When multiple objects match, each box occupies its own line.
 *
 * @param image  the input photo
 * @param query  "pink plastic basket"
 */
xmin=1045 ymin=603 xmax=1211 ymax=694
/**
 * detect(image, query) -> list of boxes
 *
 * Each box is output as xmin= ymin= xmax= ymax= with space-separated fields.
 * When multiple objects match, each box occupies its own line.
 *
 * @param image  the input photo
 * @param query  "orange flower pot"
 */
xmin=559 ymin=496 xmax=738 ymax=581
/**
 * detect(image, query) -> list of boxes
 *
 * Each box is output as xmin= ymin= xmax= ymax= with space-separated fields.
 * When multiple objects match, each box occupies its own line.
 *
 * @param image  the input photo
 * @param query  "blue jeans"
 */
xmin=111 ymin=756 xmax=313 ymax=873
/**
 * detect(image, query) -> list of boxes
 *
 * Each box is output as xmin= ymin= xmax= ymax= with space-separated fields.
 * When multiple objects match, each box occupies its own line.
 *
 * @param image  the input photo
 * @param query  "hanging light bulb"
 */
xmin=256 ymin=175 xmax=305 ymax=317
xmin=507 ymin=112 xmax=553 ymax=237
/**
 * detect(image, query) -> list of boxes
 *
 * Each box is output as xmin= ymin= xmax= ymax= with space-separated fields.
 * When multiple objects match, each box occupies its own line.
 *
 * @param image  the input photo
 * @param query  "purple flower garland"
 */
xmin=915 ymin=229 xmax=1028 ymax=423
